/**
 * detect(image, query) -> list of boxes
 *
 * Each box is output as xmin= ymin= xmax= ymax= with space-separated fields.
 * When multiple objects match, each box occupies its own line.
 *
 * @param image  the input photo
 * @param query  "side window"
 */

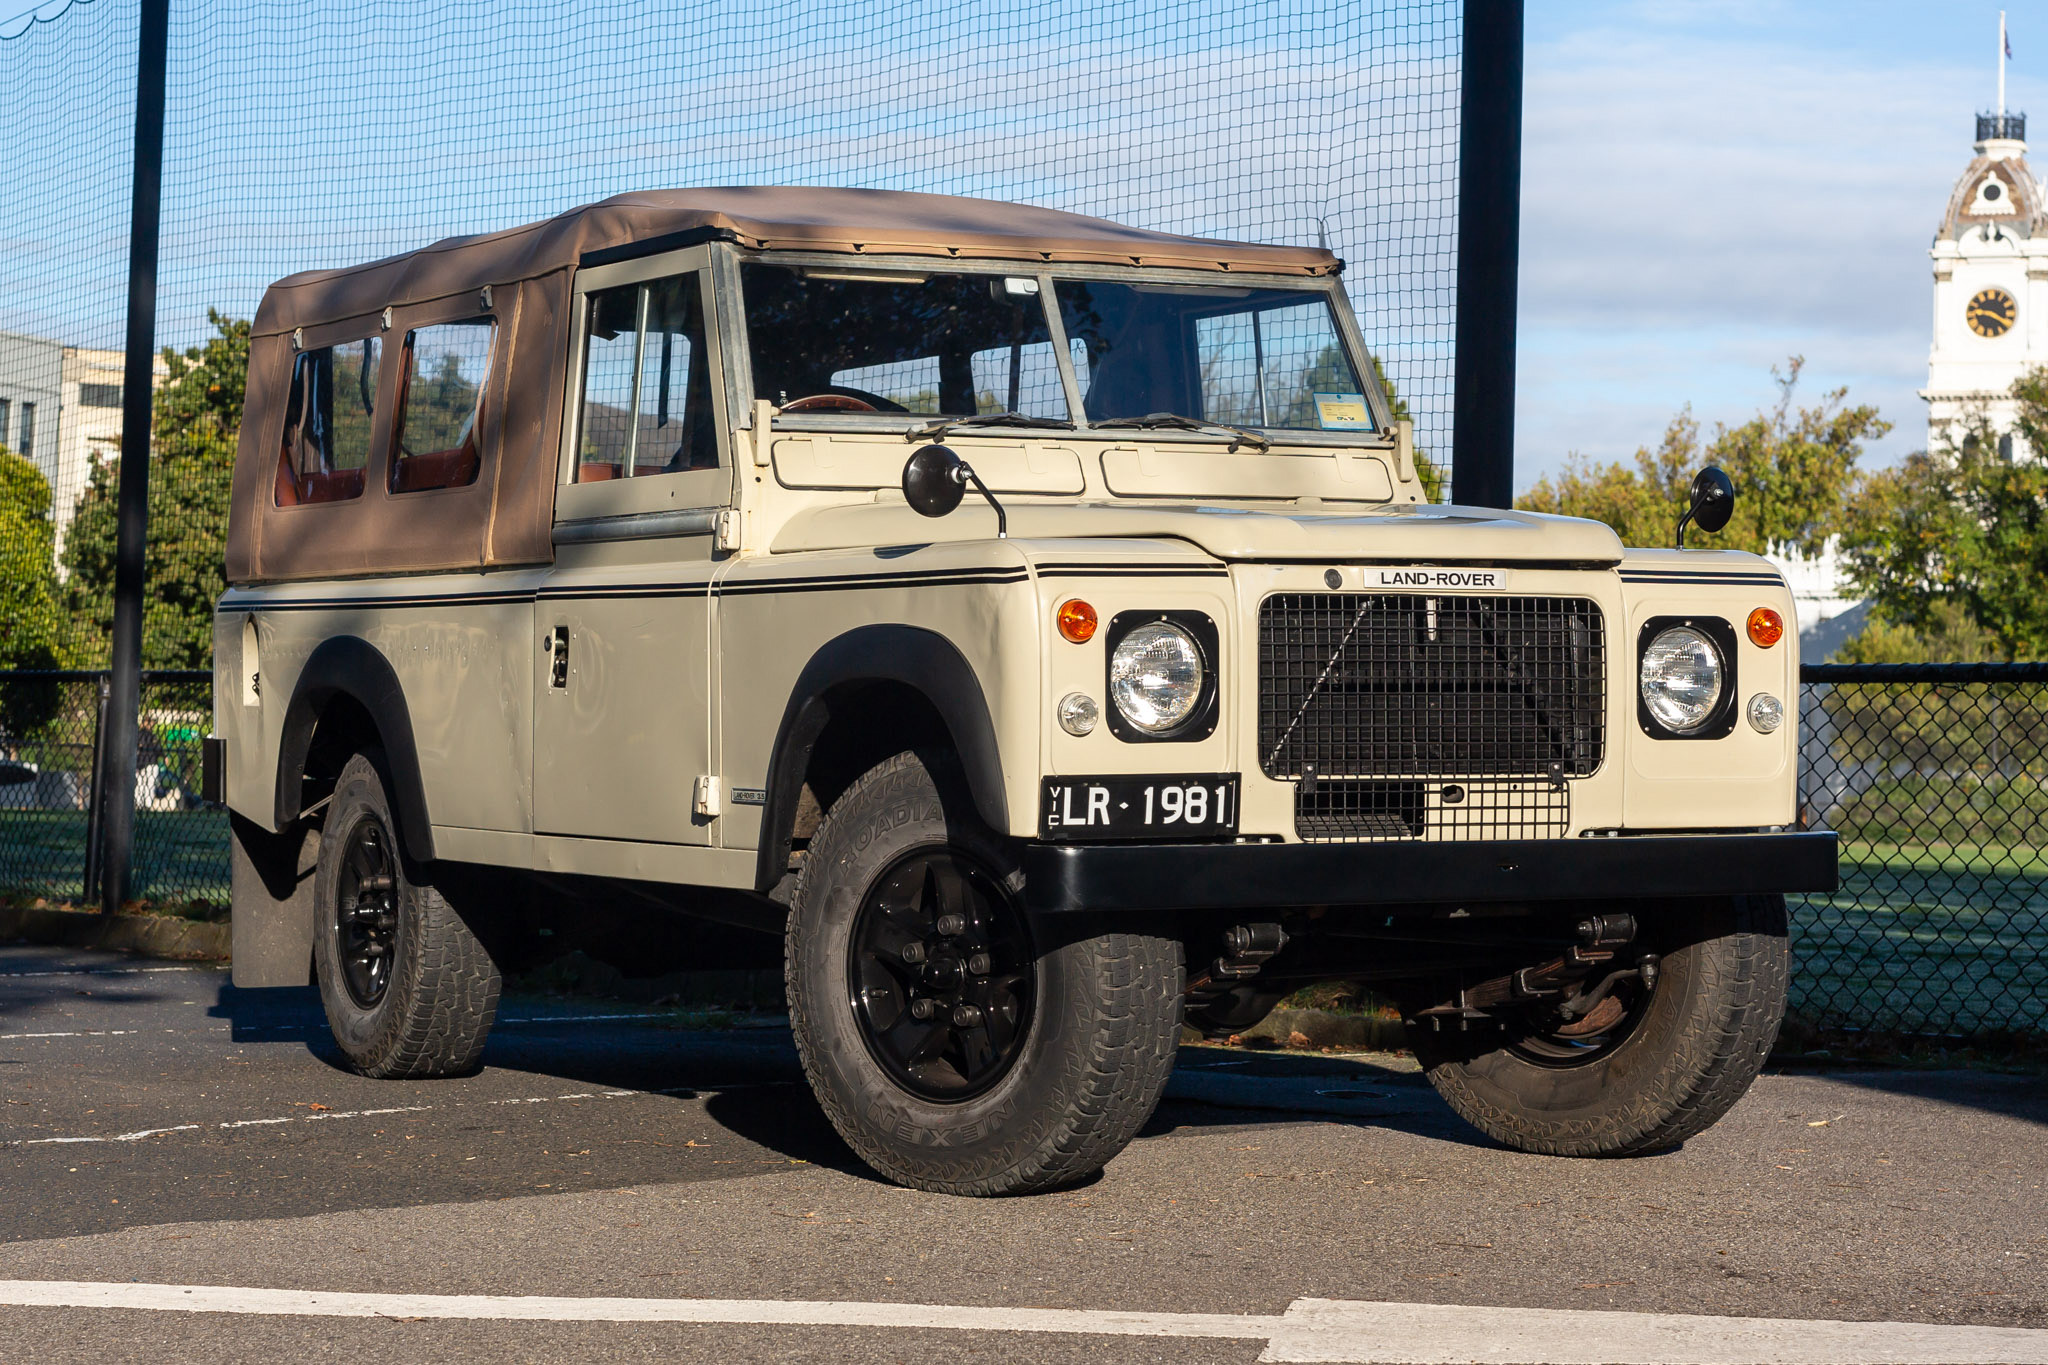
xmin=275 ymin=338 xmax=379 ymax=506
xmin=574 ymin=271 xmax=717 ymax=483
xmin=390 ymin=321 xmax=495 ymax=494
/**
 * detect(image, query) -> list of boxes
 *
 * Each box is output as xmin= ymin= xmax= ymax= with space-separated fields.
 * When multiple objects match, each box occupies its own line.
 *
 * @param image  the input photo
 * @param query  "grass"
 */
xmin=0 ymin=807 xmax=229 ymax=907
xmin=1789 ymin=846 xmax=2048 ymax=1038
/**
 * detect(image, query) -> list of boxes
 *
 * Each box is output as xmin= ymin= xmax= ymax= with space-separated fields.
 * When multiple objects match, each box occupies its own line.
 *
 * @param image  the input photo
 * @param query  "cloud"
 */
xmin=1516 ymin=8 xmax=2021 ymax=482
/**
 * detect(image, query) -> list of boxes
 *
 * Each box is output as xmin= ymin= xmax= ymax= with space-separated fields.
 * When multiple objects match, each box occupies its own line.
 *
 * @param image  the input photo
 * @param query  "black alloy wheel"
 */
xmin=846 ymin=848 xmax=1034 ymax=1102
xmin=333 ymin=814 xmax=400 ymax=1009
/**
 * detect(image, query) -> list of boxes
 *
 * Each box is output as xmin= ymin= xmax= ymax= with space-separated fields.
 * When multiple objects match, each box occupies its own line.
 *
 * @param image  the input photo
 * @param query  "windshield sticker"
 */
xmin=1314 ymin=392 xmax=1371 ymax=430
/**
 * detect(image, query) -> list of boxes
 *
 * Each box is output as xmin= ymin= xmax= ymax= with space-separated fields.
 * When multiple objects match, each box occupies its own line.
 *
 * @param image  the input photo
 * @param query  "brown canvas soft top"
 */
xmin=252 ymin=187 xmax=1340 ymax=335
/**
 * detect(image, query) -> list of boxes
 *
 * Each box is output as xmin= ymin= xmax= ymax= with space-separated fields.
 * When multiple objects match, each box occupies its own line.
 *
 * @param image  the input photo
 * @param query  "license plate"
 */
xmin=1039 ymin=774 xmax=1239 ymax=841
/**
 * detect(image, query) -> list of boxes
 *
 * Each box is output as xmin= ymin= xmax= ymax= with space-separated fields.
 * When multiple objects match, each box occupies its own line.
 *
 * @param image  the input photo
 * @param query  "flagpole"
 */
xmin=1999 ymin=10 xmax=2007 ymax=120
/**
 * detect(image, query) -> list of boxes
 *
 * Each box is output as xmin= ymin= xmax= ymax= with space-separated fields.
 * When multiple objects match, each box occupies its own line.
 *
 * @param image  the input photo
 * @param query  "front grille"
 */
xmin=1258 ymin=593 xmax=1605 ymax=841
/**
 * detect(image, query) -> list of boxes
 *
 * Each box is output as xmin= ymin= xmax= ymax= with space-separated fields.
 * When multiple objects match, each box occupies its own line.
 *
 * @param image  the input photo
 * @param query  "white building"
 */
xmin=1923 ymin=111 xmax=2046 ymax=455
xmin=0 ymin=331 xmax=162 ymax=557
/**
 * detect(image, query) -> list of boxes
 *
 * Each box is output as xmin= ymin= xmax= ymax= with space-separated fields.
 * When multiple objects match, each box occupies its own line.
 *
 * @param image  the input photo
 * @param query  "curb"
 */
xmin=0 ymin=906 xmax=230 ymax=961
xmin=1183 ymin=1006 xmax=1408 ymax=1052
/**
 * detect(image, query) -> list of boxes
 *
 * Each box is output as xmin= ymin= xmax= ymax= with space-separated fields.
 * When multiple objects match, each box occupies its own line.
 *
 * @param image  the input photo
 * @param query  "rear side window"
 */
xmin=575 ymin=272 xmax=717 ymax=483
xmin=390 ymin=321 xmax=495 ymax=494
xmin=276 ymin=339 xmax=379 ymax=506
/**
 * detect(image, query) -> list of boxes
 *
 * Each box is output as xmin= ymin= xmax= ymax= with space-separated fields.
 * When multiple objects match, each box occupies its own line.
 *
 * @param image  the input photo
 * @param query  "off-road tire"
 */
xmin=313 ymin=750 xmax=501 ymax=1079
xmin=1409 ymin=894 xmax=1788 ymax=1157
xmin=786 ymin=750 xmax=1183 ymax=1196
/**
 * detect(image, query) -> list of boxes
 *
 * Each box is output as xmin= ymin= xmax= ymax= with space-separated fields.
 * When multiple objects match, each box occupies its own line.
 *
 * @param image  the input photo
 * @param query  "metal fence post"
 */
xmin=95 ymin=0 xmax=171 ymax=911
xmin=81 ymin=673 xmax=111 ymax=903
xmin=1450 ymin=0 xmax=1524 ymax=510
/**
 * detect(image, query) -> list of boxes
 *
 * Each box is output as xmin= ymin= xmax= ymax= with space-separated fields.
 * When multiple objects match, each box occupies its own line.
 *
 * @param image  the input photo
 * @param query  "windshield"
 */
xmin=742 ymin=265 xmax=1069 ymax=419
xmin=1054 ymin=281 xmax=1370 ymax=432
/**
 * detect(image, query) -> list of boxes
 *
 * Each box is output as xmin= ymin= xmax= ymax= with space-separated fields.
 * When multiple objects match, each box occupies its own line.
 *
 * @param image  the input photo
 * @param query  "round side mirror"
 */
xmin=1688 ymin=466 xmax=1735 ymax=534
xmin=902 ymin=444 xmax=967 ymax=518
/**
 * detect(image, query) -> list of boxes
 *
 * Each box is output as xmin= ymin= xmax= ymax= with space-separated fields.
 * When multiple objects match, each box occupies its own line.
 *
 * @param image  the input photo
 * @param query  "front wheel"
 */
xmin=1409 ymin=895 xmax=1789 ymax=1157
xmin=786 ymin=751 xmax=1184 ymax=1196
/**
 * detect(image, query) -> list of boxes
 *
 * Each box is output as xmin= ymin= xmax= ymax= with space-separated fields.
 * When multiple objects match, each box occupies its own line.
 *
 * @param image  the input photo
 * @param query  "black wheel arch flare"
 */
xmin=756 ymin=625 xmax=1007 ymax=895
xmin=273 ymin=635 xmax=437 ymax=861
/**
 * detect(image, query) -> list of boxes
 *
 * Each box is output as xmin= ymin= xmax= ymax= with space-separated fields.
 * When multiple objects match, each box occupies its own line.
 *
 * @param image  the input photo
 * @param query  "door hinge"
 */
xmin=693 ymin=775 xmax=724 ymax=818
xmin=715 ymin=508 xmax=741 ymax=552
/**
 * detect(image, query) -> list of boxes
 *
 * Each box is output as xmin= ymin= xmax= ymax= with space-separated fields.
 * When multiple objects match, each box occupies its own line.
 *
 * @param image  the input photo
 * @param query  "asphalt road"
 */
xmin=2 ymin=941 xmax=2044 ymax=1363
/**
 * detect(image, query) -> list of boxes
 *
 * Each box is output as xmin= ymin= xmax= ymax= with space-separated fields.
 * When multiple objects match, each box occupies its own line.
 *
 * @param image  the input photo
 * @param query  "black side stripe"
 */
xmin=1619 ymin=574 xmax=1783 ymax=585
xmin=536 ymin=584 xmax=712 ymax=601
xmin=1033 ymin=563 xmax=1230 ymax=578
xmin=219 ymin=570 xmax=1033 ymax=614
xmin=216 ymin=591 xmax=536 ymax=613
xmin=718 ymin=570 xmax=1028 ymax=597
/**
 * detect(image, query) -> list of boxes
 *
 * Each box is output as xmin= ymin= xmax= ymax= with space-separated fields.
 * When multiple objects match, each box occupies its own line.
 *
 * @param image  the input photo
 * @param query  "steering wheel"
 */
xmin=779 ymin=385 xmax=910 ymax=414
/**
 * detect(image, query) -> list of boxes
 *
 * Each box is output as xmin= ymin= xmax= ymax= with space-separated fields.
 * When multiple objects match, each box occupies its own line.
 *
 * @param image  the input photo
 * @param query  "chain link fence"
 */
xmin=0 ymin=668 xmax=221 ymax=905
xmin=4 ymin=661 xmax=2046 ymax=1043
xmin=1793 ymin=663 xmax=2048 ymax=1042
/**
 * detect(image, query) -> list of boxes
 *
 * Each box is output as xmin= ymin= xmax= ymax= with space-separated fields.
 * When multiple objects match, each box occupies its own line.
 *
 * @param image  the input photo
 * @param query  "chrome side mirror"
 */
xmin=1675 ymin=466 xmax=1734 ymax=549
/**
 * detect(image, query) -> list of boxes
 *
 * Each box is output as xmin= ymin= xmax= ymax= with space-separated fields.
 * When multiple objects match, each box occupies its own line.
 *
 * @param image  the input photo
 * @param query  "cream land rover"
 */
xmin=210 ymin=188 xmax=1837 ymax=1196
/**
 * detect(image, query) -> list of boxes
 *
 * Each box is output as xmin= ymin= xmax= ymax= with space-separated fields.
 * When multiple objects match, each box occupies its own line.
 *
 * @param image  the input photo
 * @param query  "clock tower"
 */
xmin=1926 ymin=110 xmax=2044 ymax=455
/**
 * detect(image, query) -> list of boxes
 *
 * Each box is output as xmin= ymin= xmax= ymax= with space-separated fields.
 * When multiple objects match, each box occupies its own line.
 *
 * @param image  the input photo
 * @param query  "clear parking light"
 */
xmin=1639 ymin=626 xmax=1725 ymax=733
xmin=1109 ymin=621 xmax=1204 ymax=733
xmin=1057 ymin=692 xmax=1099 ymax=736
xmin=1747 ymin=692 xmax=1785 ymax=734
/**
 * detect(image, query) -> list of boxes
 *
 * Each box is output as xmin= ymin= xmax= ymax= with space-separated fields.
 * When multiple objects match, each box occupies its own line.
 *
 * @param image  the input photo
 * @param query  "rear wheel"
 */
xmin=786 ymin=750 xmax=1183 ymax=1196
xmin=312 ymin=751 xmax=501 ymax=1079
xmin=1409 ymin=895 xmax=1788 ymax=1156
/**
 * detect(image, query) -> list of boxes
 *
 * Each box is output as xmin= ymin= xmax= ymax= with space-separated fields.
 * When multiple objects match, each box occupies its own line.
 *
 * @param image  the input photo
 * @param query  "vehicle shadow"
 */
xmin=204 ymin=982 xmax=1492 ymax=1175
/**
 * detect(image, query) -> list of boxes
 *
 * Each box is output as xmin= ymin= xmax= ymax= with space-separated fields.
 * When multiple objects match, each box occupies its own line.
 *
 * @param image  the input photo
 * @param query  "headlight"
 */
xmin=1639 ymin=626 xmax=1725 ymax=733
xmin=1109 ymin=621 xmax=1205 ymax=733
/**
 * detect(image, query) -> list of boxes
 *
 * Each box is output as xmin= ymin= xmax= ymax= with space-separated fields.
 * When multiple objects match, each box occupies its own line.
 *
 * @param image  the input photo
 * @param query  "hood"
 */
xmin=771 ymin=499 xmax=1625 ymax=564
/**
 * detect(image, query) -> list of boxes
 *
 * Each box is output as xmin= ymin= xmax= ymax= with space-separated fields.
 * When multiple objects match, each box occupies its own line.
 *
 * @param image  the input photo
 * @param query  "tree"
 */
xmin=0 ymin=449 xmax=68 ymax=740
xmin=1839 ymin=378 xmax=2048 ymax=662
xmin=0 ymin=449 xmax=65 ymax=674
xmin=1517 ymin=359 xmax=1887 ymax=554
xmin=1833 ymin=600 xmax=2000 ymax=666
xmin=63 ymin=311 xmax=248 ymax=669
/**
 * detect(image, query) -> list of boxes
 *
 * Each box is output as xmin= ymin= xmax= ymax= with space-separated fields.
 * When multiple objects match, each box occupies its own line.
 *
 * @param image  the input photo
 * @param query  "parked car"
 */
xmin=210 ymin=188 xmax=1835 ymax=1195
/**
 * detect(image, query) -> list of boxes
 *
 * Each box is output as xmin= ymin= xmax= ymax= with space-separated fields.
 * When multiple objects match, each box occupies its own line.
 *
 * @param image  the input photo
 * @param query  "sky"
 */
xmin=1518 ymin=0 xmax=2048 ymax=490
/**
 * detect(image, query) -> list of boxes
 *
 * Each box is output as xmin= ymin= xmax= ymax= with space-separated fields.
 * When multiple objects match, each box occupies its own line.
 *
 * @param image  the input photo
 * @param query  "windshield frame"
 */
xmin=720 ymin=247 xmax=1394 ymax=443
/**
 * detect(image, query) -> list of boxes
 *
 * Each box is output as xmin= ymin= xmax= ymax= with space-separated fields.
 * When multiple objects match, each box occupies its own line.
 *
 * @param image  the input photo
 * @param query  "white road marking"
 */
xmin=1 ymin=1083 xmax=733 ymax=1147
xmin=0 ymin=1013 xmax=693 ymax=1042
xmin=0 ymin=1283 xmax=2042 ymax=1363
xmin=0 ymin=965 xmax=218 ymax=979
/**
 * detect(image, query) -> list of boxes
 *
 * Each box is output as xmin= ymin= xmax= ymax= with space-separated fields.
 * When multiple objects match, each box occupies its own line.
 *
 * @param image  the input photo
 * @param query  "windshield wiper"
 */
xmin=907 ymin=411 xmax=1074 ymax=443
xmin=1089 ymin=412 xmax=1271 ymax=452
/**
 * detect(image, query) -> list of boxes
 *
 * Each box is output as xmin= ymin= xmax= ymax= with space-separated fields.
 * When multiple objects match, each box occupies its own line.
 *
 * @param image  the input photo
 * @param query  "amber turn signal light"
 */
xmin=1747 ymin=607 xmax=1784 ymax=648
xmin=1057 ymin=599 xmax=1098 ymax=643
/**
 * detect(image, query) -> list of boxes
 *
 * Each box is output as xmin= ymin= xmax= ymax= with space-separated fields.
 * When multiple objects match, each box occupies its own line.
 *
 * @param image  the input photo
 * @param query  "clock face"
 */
xmin=1967 ymin=287 xmax=2017 ymax=338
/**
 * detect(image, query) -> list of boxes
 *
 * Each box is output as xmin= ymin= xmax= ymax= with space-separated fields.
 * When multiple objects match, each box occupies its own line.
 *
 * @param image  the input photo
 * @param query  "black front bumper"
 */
xmin=1019 ymin=830 xmax=1838 ymax=914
